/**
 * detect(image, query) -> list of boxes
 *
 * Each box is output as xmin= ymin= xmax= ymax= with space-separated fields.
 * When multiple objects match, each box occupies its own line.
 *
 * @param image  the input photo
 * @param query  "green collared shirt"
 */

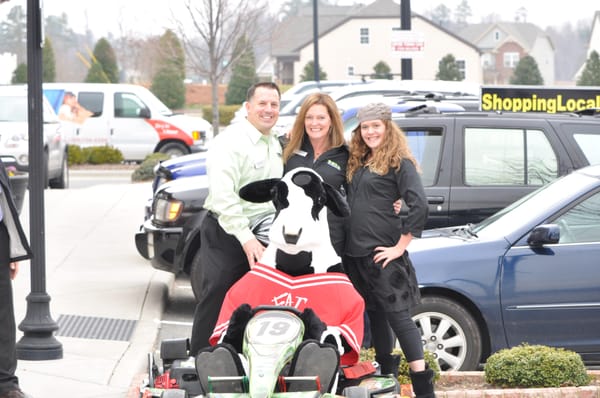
xmin=204 ymin=118 xmax=283 ymax=245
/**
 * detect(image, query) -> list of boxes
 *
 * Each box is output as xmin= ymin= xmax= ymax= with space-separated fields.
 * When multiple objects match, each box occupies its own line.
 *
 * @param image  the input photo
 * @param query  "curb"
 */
xmin=436 ymin=370 xmax=600 ymax=398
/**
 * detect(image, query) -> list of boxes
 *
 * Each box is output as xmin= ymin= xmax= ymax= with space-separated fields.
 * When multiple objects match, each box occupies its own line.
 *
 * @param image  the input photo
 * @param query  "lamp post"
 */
xmin=16 ymin=0 xmax=63 ymax=361
xmin=313 ymin=0 xmax=320 ymax=82
xmin=400 ymin=0 xmax=412 ymax=80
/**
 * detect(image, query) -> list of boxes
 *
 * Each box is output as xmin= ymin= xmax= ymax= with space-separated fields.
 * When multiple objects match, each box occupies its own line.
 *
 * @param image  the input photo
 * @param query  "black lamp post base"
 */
xmin=16 ymin=335 xmax=63 ymax=361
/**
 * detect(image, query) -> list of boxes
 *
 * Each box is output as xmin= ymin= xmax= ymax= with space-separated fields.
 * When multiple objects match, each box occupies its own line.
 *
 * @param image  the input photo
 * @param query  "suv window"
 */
xmin=78 ymin=92 xmax=104 ymax=117
xmin=465 ymin=128 xmax=558 ymax=186
xmin=554 ymin=190 xmax=600 ymax=244
xmin=573 ymin=133 xmax=600 ymax=164
xmin=404 ymin=129 xmax=443 ymax=187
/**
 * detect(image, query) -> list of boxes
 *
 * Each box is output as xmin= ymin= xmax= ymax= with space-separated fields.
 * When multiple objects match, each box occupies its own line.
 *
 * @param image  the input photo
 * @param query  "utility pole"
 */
xmin=313 ymin=0 xmax=320 ymax=82
xmin=400 ymin=0 xmax=412 ymax=80
xmin=17 ymin=0 xmax=63 ymax=361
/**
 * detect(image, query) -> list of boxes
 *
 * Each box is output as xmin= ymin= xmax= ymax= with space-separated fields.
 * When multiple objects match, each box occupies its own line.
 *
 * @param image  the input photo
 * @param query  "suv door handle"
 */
xmin=427 ymin=196 xmax=445 ymax=205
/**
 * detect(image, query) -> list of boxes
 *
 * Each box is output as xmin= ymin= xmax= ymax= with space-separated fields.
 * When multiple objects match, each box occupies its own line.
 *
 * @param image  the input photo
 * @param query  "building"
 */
xmin=574 ymin=11 xmax=600 ymax=82
xmin=459 ymin=22 xmax=555 ymax=85
xmin=270 ymin=0 xmax=482 ymax=85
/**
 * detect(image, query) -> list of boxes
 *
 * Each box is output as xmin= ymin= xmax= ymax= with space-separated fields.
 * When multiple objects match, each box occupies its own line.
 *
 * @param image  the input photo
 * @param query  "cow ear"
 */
xmin=323 ymin=183 xmax=350 ymax=217
xmin=239 ymin=178 xmax=280 ymax=203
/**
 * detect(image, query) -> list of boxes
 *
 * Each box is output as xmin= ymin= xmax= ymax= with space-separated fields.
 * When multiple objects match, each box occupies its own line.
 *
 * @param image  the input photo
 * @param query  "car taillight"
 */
xmin=153 ymin=198 xmax=183 ymax=222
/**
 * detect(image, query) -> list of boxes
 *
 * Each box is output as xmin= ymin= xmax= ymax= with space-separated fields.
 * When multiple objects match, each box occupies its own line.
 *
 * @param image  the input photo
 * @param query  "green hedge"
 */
xmin=360 ymin=347 xmax=440 ymax=385
xmin=68 ymin=145 xmax=124 ymax=165
xmin=484 ymin=344 xmax=591 ymax=388
xmin=201 ymin=105 xmax=241 ymax=126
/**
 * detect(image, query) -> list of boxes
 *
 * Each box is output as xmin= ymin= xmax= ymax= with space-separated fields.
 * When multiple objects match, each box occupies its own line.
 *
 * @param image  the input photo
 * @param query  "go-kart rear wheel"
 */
xmin=161 ymin=389 xmax=188 ymax=397
xmin=342 ymin=385 xmax=370 ymax=398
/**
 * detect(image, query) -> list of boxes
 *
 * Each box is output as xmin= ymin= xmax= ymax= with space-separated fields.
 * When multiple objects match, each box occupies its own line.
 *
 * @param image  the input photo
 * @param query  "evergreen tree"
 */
xmin=299 ymin=61 xmax=327 ymax=82
xmin=435 ymin=54 xmax=463 ymax=81
xmin=11 ymin=62 xmax=27 ymax=84
xmin=577 ymin=50 xmax=600 ymax=86
xmin=225 ymin=35 xmax=258 ymax=105
xmin=510 ymin=55 xmax=544 ymax=85
xmin=151 ymin=30 xmax=186 ymax=109
xmin=43 ymin=36 xmax=56 ymax=82
xmin=371 ymin=61 xmax=392 ymax=79
xmin=85 ymin=38 xmax=119 ymax=83
xmin=0 ymin=5 xmax=27 ymax=64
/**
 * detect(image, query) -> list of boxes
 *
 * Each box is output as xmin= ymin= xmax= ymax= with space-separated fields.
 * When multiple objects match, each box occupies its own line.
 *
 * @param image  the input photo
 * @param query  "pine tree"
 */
xmin=299 ymin=61 xmax=327 ymax=82
xmin=151 ymin=29 xmax=186 ymax=109
xmin=435 ymin=54 xmax=463 ymax=81
xmin=43 ymin=36 xmax=56 ymax=82
xmin=510 ymin=55 xmax=544 ymax=85
xmin=11 ymin=62 xmax=27 ymax=83
xmin=577 ymin=50 xmax=600 ymax=86
xmin=225 ymin=35 xmax=258 ymax=105
xmin=372 ymin=61 xmax=392 ymax=79
xmin=85 ymin=38 xmax=119 ymax=83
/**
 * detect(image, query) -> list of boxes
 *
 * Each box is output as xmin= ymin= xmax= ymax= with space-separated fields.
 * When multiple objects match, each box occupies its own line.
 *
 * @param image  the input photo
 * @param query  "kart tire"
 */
xmin=342 ymin=385 xmax=370 ymax=398
xmin=161 ymin=389 xmax=188 ymax=397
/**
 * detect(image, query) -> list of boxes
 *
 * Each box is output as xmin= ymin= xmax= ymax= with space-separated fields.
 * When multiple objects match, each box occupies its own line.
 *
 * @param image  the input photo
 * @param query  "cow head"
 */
xmin=239 ymin=167 xmax=350 ymax=275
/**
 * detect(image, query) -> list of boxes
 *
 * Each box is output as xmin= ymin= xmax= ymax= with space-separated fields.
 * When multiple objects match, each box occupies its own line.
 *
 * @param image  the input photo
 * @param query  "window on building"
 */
xmin=456 ymin=60 xmax=466 ymax=79
xmin=347 ymin=65 xmax=355 ymax=77
xmin=360 ymin=28 xmax=369 ymax=44
xmin=482 ymin=53 xmax=494 ymax=68
xmin=504 ymin=52 xmax=520 ymax=68
xmin=494 ymin=30 xmax=500 ymax=41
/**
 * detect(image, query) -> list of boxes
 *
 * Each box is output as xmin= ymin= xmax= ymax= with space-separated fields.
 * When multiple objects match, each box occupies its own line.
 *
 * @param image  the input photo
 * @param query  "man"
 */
xmin=190 ymin=82 xmax=283 ymax=354
xmin=0 ymin=160 xmax=33 ymax=398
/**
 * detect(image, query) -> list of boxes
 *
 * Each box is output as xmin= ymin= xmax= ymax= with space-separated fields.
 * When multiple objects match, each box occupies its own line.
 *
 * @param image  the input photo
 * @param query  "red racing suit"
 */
xmin=209 ymin=264 xmax=365 ymax=366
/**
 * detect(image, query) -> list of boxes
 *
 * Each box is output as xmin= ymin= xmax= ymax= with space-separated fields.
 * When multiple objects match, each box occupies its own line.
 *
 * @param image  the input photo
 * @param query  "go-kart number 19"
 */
xmin=247 ymin=313 xmax=302 ymax=345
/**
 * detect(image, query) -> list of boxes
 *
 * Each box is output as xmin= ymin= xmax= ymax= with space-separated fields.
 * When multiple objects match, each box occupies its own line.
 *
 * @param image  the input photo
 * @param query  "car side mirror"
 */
xmin=527 ymin=224 xmax=560 ymax=247
xmin=138 ymin=107 xmax=151 ymax=118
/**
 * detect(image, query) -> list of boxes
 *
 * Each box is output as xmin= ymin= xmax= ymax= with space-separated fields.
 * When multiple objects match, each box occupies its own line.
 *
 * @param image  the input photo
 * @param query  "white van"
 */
xmin=43 ymin=83 xmax=213 ymax=161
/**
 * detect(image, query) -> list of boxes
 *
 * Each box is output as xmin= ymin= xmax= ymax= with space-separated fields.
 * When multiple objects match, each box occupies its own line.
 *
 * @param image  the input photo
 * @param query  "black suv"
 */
xmin=135 ymin=110 xmax=600 ymax=299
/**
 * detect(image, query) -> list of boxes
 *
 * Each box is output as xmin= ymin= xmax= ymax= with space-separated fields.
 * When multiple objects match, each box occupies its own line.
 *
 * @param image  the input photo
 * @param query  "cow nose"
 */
xmin=282 ymin=226 xmax=302 ymax=245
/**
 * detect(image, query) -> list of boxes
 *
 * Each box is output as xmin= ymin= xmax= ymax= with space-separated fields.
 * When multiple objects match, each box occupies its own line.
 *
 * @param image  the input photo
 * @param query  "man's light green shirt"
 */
xmin=203 ymin=118 xmax=283 ymax=245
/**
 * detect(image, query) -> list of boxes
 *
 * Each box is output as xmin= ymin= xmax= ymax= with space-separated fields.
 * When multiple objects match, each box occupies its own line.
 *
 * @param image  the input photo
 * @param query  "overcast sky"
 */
xmin=1 ymin=0 xmax=596 ymax=38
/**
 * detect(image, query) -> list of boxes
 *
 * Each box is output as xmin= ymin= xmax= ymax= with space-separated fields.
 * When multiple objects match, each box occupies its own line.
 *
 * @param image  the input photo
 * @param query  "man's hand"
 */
xmin=242 ymin=237 xmax=266 ymax=268
xmin=9 ymin=262 xmax=18 ymax=280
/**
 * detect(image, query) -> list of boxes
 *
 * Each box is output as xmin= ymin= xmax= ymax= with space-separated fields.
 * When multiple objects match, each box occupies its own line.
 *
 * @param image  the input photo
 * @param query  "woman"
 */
xmin=343 ymin=103 xmax=434 ymax=398
xmin=283 ymin=92 xmax=348 ymax=256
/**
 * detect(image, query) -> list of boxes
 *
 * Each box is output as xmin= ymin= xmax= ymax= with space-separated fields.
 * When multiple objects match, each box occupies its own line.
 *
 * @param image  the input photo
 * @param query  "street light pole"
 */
xmin=400 ymin=0 xmax=412 ymax=80
xmin=313 ymin=0 xmax=320 ymax=82
xmin=16 ymin=0 xmax=63 ymax=361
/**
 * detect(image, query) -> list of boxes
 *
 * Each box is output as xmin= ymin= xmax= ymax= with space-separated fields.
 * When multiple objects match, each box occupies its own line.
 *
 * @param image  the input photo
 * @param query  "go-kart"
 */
xmin=139 ymin=306 xmax=400 ymax=398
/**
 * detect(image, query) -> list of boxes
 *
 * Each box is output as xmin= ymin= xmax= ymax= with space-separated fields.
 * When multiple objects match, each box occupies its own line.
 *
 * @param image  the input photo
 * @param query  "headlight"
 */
xmin=153 ymin=197 xmax=183 ymax=222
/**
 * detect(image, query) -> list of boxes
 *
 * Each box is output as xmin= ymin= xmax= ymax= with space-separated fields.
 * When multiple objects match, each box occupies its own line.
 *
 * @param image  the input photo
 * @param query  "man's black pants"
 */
xmin=190 ymin=215 xmax=250 ymax=355
xmin=0 ymin=222 xmax=19 ymax=393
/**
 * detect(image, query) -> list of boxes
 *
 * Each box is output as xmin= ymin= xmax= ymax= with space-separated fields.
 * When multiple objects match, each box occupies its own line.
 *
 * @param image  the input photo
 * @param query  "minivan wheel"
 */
xmin=49 ymin=154 xmax=69 ymax=189
xmin=190 ymin=250 xmax=202 ymax=302
xmin=411 ymin=296 xmax=482 ymax=371
xmin=159 ymin=142 xmax=189 ymax=158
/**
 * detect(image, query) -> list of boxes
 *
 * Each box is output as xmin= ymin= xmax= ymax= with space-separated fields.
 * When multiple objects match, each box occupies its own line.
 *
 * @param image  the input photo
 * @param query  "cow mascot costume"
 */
xmin=195 ymin=167 xmax=368 ymax=395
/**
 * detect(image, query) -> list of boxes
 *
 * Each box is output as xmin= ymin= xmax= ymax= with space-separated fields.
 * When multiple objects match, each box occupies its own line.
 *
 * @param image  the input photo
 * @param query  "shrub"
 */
xmin=201 ymin=105 xmax=242 ymax=126
xmin=131 ymin=153 xmax=171 ymax=182
xmin=360 ymin=347 xmax=440 ymax=385
xmin=484 ymin=344 xmax=591 ymax=388
xmin=67 ymin=145 xmax=124 ymax=165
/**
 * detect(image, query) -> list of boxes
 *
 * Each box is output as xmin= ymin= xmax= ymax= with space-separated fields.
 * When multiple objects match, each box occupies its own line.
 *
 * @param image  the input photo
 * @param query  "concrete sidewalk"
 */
xmin=12 ymin=179 xmax=172 ymax=397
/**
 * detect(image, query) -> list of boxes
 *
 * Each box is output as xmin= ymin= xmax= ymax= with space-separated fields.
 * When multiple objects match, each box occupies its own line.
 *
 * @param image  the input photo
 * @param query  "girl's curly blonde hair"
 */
xmin=347 ymin=119 xmax=419 ymax=182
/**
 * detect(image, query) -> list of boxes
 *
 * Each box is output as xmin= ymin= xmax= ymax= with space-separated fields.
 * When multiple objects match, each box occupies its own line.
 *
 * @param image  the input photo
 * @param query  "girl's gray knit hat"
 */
xmin=357 ymin=102 xmax=392 ymax=123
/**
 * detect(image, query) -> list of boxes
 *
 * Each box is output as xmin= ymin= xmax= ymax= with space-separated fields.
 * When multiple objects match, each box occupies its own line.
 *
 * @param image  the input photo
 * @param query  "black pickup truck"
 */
xmin=135 ymin=110 xmax=600 ymax=300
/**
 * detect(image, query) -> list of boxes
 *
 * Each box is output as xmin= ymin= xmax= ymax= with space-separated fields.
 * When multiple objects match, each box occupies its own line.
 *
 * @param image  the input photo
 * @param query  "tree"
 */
xmin=0 ymin=5 xmax=27 ymax=64
xmin=11 ymin=63 xmax=27 ymax=84
xmin=43 ymin=37 xmax=57 ymax=82
xmin=151 ymin=30 xmax=186 ymax=109
xmin=371 ymin=61 xmax=392 ymax=79
xmin=577 ymin=50 xmax=600 ymax=86
xmin=435 ymin=54 xmax=463 ymax=81
xmin=509 ymin=55 xmax=544 ymax=85
xmin=429 ymin=4 xmax=452 ymax=27
xmin=225 ymin=35 xmax=258 ymax=105
xmin=454 ymin=0 xmax=472 ymax=27
xmin=173 ymin=0 xmax=270 ymax=135
xmin=85 ymin=38 xmax=119 ymax=83
xmin=299 ymin=60 xmax=327 ymax=82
